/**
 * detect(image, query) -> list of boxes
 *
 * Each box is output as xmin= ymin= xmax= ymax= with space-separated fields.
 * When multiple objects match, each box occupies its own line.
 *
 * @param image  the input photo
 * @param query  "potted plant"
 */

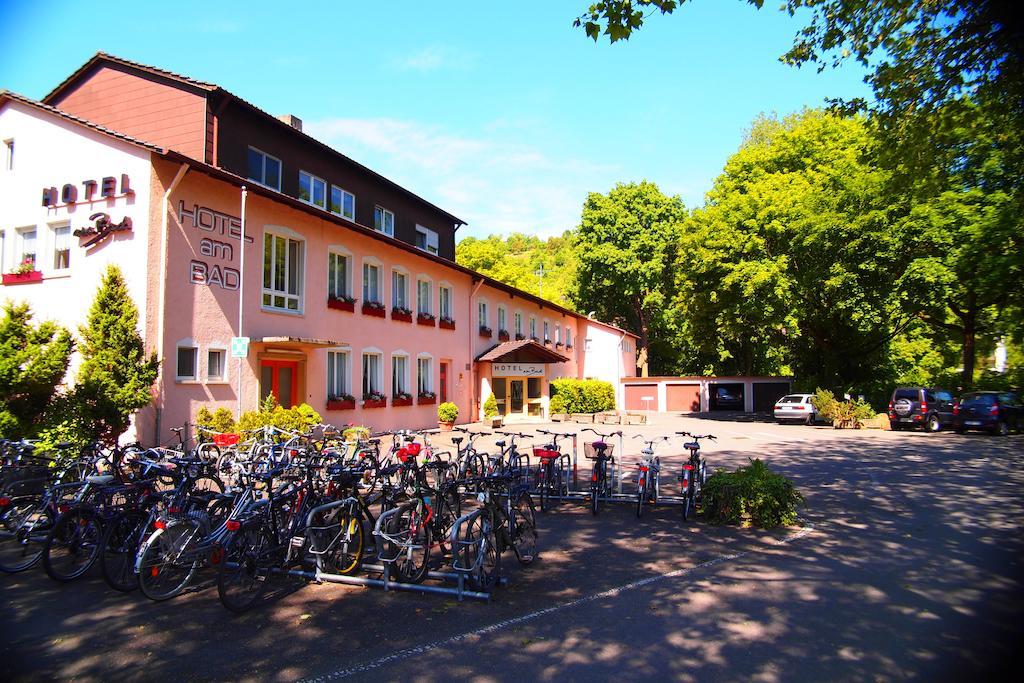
xmin=392 ymin=391 xmax=413 ymax=407
xmin=327 ymin=294 xmax=356 ymax=312
xmin=391 ymin=306 xmax=413 ymax=322
xmin=515 ymin=333 xmax=526 ymax=341
xmin=437 ymin=402 xmax=458 ymax=431
xmin=544 ymin=337 xmax=552 ymax=346
xmin=498 ymin=329 xmax=510 ymax=341
xmin=418 ymin=390 xmax=437 ymax=405
xmin=363 ymin=391 xmax=387 ymax=408
xmin=362 ymin=300 xmax=386 ymax=318
xmin=3 ymin=258 xmax=42 ymax=284
xmin=483 ymin=393 xmax=502 ymax=428
xmin=479 ymin=325 xmax=492 ymax=338
xmin=439 ymin=316 xmax=456 ymax=330
xmin=417 ymin=311 xmax=436 ymax=326
xmin=326 ymin=393 xmax=356 ymax=410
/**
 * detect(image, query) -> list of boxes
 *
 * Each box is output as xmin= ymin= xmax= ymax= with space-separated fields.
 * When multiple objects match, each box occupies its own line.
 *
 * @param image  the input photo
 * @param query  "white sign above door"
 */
xmin=492 ymin=362 xmax=545 ymax=377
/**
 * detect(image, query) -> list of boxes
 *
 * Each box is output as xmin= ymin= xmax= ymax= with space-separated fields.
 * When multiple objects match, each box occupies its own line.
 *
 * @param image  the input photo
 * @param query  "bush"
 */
xmin=702 ymin=458 xmax=803 ymax=528
xmin=233 ymin=396 xmax=322 ymax=440
xmin=437 ymin=402 xmax=459 ymax=423
xmin=342 ymin=425 xmax=370 ymax=442
xmin=549 ymin=378 xmax=615 ymax=414
xmin=483 ymin=393 xmax=498 ymax=418
xmin=195 ymin=406 xmax=236 ymax=434
xmin=549 ymin=393 xmax=566 ymax=414
xmin=811 ymin=387 xmax=875 ymax=427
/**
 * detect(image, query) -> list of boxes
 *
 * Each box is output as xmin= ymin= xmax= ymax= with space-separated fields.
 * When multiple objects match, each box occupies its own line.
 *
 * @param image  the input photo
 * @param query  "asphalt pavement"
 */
xmin=3 ymin=415 xmax=1022 ymax=681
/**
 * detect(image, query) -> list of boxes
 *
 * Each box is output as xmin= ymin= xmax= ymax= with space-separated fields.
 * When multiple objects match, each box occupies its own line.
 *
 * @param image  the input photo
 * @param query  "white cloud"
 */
xmin=304 ymin=117 xmax=619 ymax=238
xmin=392 ymin=46 xmax=475 ymax=72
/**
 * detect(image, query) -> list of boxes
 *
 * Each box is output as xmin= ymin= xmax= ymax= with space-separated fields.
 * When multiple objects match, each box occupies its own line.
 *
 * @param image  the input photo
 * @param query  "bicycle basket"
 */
xmin=532 ymin=447 xmax=561 ymax=460
xmin=584 ymin=441 xmax=614 ymax=459
xmin=213 ymin=433 xmax=240 ymax=448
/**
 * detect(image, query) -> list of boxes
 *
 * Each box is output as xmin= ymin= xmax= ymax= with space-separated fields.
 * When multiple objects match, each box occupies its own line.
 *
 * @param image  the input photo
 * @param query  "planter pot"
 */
xmin=479 ymin=328 xmax=492 ymax=338
xmin=362 ymin=304 xmax=386 ymax=318
xmin=488 ymin=416 xmax=504 ymax=428
xmin=438 ymin=421 xmax=454 ymax=432
xmin=327 ymin=298 xmax=355 ymax=312
xmin=362 ymin=398 xmax=387 ymax=408
xmin=515 ymin=334 xmax=525 ymax=341
xmin=326 ymin=399 xmax=356 ymax=410
xmin=392 ymin=397 xmax=413 ymax=407
xmin=555 ymin=343 xmax=564 ymax=349
xmin=392 ymin=310 xmax=413 ymax=323
xmin=418 ymin=396 xmax=437 ymax=405
xmin=551 ymin=413 xmax=569 ymax=422
xmin=498 ymin=331 xmax=510 ymax=342
xmin=3 ymin=271 xmax=43 ymax=285
xmin=439 ymin=319 xmax=456 ymax=330
xmin=571 ymin=413 xmax=595 ymax=423
xmin=417 ymin=315 xmax=436 ymax=327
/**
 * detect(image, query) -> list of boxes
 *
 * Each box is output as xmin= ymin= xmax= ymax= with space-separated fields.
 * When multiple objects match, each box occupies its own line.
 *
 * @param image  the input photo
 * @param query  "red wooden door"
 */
xmin=260 ymin=359 xmax=299 ymax=407
xmin=439 ymin=362 xmax=449 ymax=403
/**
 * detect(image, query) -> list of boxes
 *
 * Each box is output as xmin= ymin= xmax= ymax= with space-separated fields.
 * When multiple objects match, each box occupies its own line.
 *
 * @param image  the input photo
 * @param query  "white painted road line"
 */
xmin=299 ymin=523 xmax=815 ymax=683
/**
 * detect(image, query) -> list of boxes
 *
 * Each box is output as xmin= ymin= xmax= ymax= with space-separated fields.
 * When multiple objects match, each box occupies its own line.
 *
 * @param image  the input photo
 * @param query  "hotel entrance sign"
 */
xmin=231 ymin=336 xmax=250 ymax=358
xmin=492 ymin=362 xmax=544 ymax=377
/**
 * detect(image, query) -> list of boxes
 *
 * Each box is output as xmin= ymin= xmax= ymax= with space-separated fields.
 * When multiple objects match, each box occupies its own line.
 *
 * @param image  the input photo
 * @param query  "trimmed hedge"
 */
xmin=549 ymin=378 xmax=615 ymax=414
xmin=702 ymin=458 xmax=803 ymax=528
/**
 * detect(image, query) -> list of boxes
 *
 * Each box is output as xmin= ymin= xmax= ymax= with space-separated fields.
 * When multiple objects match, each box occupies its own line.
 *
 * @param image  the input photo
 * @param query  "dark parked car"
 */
xmin=714 ymin=386 xmax=743 ymax=410
xmin=953 ymin=391 xmax=1024 ymax=436
xmin=887 ymin=387 xmax=956 ymax=432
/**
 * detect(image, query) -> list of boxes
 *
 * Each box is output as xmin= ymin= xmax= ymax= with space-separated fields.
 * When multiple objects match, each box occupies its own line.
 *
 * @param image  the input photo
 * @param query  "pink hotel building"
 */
xmin=0 ymin=53 xmax=637 ymax=444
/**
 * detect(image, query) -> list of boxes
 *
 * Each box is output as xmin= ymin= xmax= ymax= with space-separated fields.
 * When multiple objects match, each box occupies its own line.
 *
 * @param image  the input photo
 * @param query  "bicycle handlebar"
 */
xmin=581 ymin=428 xmax=621 ymax=438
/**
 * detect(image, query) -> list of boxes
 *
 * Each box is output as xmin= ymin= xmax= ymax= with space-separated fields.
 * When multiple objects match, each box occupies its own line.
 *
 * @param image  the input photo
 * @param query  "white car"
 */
xmin=774 ymin=394 xmax=817 ymax=425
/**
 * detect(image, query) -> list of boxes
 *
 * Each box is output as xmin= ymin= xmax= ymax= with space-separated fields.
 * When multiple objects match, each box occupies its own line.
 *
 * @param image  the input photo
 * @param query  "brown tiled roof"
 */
xmin=0 ymin=89 xmax=164 ymax=153
xmin=475 ymin=339 xmax=570 ymax=363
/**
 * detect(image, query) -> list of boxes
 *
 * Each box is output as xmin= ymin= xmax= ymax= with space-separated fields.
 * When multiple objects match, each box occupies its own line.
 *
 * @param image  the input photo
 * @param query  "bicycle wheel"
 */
xmin=137 ymin=520 xmax=202 ymax=601
xmin=636 ymin=474 xmax=646 ymax=519
xmin=0 ymin=496 xmax=50 ymax=573
xmin=43 ymin=508 xmax=103 ymax=581
xmin=218 ymin=525 xmax=274 ymax=613
xmin=469 ymin=518 xmax=500 ymax=591
xmin=100 ymin=510 xmax=149 ymax=592
xmin=319 ymin=507 xmax=364 ymax=575
xmin=387 ymin=504 xmax=430 ymax=584
xmin=590 ymin=481 xmax=600 ymax=516
xmin=511 ymin=493 xmax=537 ymax=566
xmin=539 ymin=462 xmax=550 ymax=512
xmin=681 ymin=478 xmax=694 ymax=523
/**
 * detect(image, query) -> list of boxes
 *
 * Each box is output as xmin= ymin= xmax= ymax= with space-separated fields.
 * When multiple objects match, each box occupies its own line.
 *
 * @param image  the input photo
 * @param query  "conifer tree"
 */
xmin=0 ymin=303 xmax=73 ymax=438
xmin=74 ymin=265 xmax=159 ymax=443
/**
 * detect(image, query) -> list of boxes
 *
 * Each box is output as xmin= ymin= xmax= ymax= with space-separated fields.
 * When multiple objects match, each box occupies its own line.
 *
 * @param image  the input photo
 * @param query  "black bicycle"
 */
xmin=582 ymin=428 xmax=620 ymax=516
xmin=676 ymin=432 xmax=713 ymax=522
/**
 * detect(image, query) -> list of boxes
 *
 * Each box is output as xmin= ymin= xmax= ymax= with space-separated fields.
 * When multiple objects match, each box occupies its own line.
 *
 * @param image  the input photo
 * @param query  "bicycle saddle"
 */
xmin=495 ymin=440 xmax=506 ymax=448
xmin=684 ymin=442 xmax=700 ymax=450
xmin=86 ymin=474 xmax=115 ymax=485
xmin=451 ymin=437 xmax=464 ymax=445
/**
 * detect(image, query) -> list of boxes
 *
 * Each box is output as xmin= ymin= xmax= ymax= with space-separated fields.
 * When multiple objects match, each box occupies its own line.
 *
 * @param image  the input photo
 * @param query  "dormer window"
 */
xmin=415 ymin=225 xmax=439 ymax=254
xmin=374 ymin=206 xmax=395 ymax=236
xmin=331 ymin=185 xmax=355 ymax=220
xmin=299 ymin=171 xmax=326 ymax=210
xmin=248 ymin=147 xmax=281 ymax=191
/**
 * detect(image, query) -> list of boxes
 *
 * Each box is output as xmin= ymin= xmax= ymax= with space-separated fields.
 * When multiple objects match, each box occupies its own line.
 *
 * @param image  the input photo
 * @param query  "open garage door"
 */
xmin=709 ymin=382 xmax=744 ymax=411
xmin=753 ymin=382 xmax=791 ymax=412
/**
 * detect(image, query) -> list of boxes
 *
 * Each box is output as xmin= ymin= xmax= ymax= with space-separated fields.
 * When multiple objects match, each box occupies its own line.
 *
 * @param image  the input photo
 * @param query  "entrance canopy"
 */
xmin=253 ymin=336 xmax=344 ymax=350
xmin=475 ymin=339 xmax=569 ymax=364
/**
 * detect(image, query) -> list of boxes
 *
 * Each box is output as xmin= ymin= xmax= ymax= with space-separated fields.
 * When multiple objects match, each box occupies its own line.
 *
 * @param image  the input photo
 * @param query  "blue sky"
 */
xmin=1 ymin=1 xmax=871 ymax=239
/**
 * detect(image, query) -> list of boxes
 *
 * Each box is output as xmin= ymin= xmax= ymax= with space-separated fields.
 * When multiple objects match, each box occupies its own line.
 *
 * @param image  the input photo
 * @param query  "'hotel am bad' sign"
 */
xmin=492 ymin=363 xmax=544 ymax=377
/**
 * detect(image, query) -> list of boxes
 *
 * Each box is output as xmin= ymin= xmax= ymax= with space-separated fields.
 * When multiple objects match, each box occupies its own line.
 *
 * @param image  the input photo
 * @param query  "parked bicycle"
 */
xmin=533 ymin=429 xmax=574 ymax=512
xmin=675 ymin=432 xmax=714 ymax=522
xmin=581 ymin=428 xmax=620 ymax=516
xmin=632 ymin=435 xmax=670 ymax=518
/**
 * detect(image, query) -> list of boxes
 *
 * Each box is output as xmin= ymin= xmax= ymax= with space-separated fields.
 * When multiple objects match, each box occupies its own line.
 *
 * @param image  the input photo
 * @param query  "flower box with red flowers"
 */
xmin=498 ymin=329 xmax=510 ymax=341
xmin=362 ymin=392 xmax=387 ymax=408
xmin=417 ymin=392 xmax=437 ymax=405
xmin=544 ymin=338 xmax=553 ymax=346
xmin=392 ymin=393 xmax=413 ymax=407
xmin=439 ymin=317 xmax=456 ymax=330
xmin=2 ymin=270 xmax=43 ymax=285
xmin=327 ymin=296 xmax=356 ymax=312
xmin=417 ymin=313 xmax=436 ymax=327
xmin=326 ymin=395 xmax=356 ymax=410
xmin=515 ymin=334 xmax=526 ymax=341
xmin=362 ymin=301 xmax=386 ymax=318
xmin=479 ymin=326 xmax=493 ymax=338
xmin=391 ymin=307 xmax=413 ymax=323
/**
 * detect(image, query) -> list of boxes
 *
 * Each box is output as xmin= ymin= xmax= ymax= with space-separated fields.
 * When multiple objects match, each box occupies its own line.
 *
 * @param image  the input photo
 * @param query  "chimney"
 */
xmin=277 ymin=114 xmax=303 ymax=132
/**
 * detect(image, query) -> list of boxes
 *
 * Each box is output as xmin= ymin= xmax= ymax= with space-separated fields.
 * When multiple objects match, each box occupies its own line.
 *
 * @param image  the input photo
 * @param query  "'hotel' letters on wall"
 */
xmin=178 ymin=201 xmax=253 ymax=291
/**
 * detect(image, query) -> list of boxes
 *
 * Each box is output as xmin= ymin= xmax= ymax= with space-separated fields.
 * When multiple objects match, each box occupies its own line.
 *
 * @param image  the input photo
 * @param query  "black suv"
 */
xmin=887 ymin=387 xmax=956 ymax=432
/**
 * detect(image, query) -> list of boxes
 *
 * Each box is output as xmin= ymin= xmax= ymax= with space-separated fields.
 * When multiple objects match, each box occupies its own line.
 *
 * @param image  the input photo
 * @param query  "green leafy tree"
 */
xmin=74 ymin=265 xmax=159 ymax=444
xmin=0 ymin=303 xmax=74 ymax=438
xmin=572 ymin=181 xmax=685 ymax=375
xmin=456 ymin=232 xmax=578 ymax=310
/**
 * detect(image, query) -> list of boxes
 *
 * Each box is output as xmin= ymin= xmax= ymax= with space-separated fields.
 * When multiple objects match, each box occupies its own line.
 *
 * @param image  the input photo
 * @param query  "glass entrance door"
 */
xmin=509 ymin=379 xmax=525 ymax=414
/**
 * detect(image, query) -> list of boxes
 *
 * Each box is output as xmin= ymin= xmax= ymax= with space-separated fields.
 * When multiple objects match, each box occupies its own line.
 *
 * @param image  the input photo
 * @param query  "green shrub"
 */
xmin=811 ymin=387 xmax=875 ymax=427
xmin=195 ymin=406 xmax=236 ymax=434
xmin=437 ymin=402 xmax=459 ymax=423
xmin=702 ymin=458 xmax=803 ymax=528
xmin=549 ymin=393 xmax=566 ymax=414
xmin=233 ymin=396 xmax=321 ymax=440
xmin=483 ymin=393 xmax=498 ymax=418
xmin=342 ymin=425 xmax=370 ymax=442
xmin=549 ymin=378 xmax=615 ymax=414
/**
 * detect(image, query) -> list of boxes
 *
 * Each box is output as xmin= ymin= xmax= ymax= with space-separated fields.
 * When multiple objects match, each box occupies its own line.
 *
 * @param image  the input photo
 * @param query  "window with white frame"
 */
xmin=478 ymin=301 xmax=489 ymax=330
xmin=330 ymin=185 xmax=355 ymax=220
xmin=566 ymin=327 xmax=572 ymax=348
xmin=363 ymin=261 xmax=381 ymax=304
xmin=16 ymin=227 xmax=36 ymax=269
xmin=207 ymin=348 xmax=226 ymax=382
xmin=555 ymin=324 xmax=561 ymax=345
xmin=328 ymin=250 xmax=351 ymax=299
xmin=299 ymin=171 xmax=326 ymax=209
xmin=327 ymin=350 xmax=351 ymax=399
xmin=176 ymin=344 xmax=198 ymax=381
xmin=417 ymin=278 xmax=432 ymax=316
xmin=247 ymin=147 xmax=281 ymax=190
xmin=417 ymin=356 xmax=433 ymax=395
xmin=262 ymin=231 xmax=304 ymax=312
xmin=498 ymin=306 xmax=507 ymax=333
xmin=374 ymin=206 xmax=395 ymax=236
xmin=543 ymin=321 xmax=550 ymax=342
xmin=415 ymin=225 xmax=439 ymax=254
xmin=439 ymin=285 xmax=452 ymax=320
xmin=392 ymin=270 xmax=409 ymax=310
xmin=0 ymin=230 xmax=5 ymax=271
xmin=362 ymin=352 xmax=382 ymax=397
xmin=4 ymin=139 xmax=13 ymax=171
xmin=392 ymin=353 xmax=409 ymax=396
xmin=514 ymin=312 xmax=523 ymax=336
xmin=51 ymin=224 xmax=71 ymax=271
xmin=530 ymin=316 xmax=537 ymax=339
